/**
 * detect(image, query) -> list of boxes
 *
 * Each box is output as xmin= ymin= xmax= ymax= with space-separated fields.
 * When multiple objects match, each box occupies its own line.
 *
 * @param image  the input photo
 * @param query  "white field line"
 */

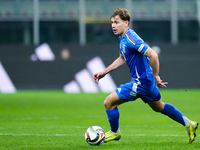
xmin=0 ymin=125 xmax=181 ymax=130
xmin=0 ymin=133 xmax=80 ymax=136
xmin=0 ymin=126 xmax=89 ymax=130
xmin=0 ymin=133 xmax=186 ymax=137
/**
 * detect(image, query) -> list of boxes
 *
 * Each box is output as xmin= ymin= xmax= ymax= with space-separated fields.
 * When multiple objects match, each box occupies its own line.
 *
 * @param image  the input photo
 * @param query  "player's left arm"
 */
xmin=144 ymin=47 xmax=168 ymax=88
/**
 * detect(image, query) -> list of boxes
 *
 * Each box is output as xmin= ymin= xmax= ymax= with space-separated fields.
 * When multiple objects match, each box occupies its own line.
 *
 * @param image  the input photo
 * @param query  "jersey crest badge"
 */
xmin=123 ymin=45 xmax=126 ymax=53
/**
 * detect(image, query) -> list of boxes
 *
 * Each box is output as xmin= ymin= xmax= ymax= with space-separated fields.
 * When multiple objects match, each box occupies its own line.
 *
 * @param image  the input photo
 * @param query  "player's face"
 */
xmin=111 ymin=15 xmax=129 ymax=37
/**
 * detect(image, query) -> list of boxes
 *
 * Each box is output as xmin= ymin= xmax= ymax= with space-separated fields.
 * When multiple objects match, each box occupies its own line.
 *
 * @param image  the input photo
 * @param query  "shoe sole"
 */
xmin=114 ymin=135 xmax=121 ymax=141
xmin=104 ymin=135 xmax=121 ymax=143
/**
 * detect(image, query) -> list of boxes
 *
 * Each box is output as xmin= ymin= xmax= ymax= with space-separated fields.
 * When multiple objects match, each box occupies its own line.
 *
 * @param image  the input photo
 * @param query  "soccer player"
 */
xmin=93 ymin=8 xmax=198 ymax=143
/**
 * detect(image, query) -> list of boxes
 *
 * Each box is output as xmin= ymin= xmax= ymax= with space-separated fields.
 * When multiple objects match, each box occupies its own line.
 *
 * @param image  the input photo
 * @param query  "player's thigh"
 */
xmin=147 ymin=99 xmax=165 ymax=112
xmin=104 ymin=91 xmax=126 ymax=110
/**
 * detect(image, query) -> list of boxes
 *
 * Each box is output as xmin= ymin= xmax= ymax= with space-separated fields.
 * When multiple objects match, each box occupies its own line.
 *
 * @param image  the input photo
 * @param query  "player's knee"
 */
xmin=104 ymin=99 xmax=110 ymax=110
xmin=104 ymin=96 xmax=112 ymax=110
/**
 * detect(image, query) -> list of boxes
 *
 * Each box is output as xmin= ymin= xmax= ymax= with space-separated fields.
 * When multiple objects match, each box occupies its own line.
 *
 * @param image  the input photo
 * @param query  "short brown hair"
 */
xmin=110 ymin=8 xmax=130 ymax=22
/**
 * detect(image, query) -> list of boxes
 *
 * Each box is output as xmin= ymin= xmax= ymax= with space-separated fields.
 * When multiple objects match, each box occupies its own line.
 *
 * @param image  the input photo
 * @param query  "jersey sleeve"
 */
xmin=125 ymin=32 xmax=149 ymax=55
xmin=133 ymin=42 xmax=149 ymax=55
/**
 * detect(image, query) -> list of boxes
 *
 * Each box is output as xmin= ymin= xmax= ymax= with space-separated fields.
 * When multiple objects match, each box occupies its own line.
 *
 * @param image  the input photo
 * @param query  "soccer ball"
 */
xmin=85 ymin=126 xmax=105 ymax=146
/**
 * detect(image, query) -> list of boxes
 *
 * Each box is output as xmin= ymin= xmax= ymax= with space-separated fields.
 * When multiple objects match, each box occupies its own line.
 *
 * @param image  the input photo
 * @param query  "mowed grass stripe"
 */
xmin=0 ymin=133 xmax=186 ymax=137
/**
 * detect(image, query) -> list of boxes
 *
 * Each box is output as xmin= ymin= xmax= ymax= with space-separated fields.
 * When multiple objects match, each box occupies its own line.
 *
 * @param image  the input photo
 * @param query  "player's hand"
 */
xmin=154 ymin=76 xmax=168 ymax=88
xmin=93 ymin=72 xmax=106 ymax=84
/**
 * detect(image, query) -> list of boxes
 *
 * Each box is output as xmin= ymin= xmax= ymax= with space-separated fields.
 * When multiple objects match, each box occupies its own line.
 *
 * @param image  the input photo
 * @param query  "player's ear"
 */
xmin=125 ymin=20 xmax=129 ymax=26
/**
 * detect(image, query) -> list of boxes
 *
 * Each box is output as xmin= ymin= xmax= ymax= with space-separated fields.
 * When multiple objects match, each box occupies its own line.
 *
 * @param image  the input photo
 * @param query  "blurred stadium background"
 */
xmin=0 ymin=0 xmax=200 ymax=93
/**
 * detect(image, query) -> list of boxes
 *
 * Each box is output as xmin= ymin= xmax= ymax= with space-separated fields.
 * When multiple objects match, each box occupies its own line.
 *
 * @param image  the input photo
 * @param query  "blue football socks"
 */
xmin=106 ymin=107 xmax=120 ymax=133
xmin=106 ymin=103 xmax=190 ymax=132
xmin=162 ymin=103 xmax=189 ymax=126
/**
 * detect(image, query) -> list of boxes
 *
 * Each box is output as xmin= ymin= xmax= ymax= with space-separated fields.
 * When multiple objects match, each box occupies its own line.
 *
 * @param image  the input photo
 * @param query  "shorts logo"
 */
xmin=117 ymin=88 xmax=121 ymax=93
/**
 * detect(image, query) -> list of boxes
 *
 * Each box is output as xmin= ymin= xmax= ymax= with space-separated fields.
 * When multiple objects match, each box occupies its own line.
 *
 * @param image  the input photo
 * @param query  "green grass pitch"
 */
xmin=0 ymin=89 xmax=199 ymax=150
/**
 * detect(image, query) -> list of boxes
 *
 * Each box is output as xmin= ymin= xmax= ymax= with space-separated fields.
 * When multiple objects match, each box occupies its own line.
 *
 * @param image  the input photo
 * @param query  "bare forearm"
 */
xmin=93 ymin=54 xmax=125 ymax=84
xmin=145 ymin=48 xmax=159 ymax=77
xmin=145 ymin=47 xmax=168 ymax=87
xmin=103 ymin=54 xmax=125 ymax=75
xmin=149 ymin=53 xmax=159 ymax=77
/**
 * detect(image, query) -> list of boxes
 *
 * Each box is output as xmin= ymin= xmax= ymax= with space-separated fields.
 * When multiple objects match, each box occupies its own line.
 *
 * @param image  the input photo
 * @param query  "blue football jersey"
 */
xmin=119 ymin=28 xmax=153 ymax=81
xmin=116 ymin=28 xmax=161 ymax=102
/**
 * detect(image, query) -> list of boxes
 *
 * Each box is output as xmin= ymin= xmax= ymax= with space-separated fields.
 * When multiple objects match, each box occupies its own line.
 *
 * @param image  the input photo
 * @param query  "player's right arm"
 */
xmin=93 ymin=54 xmax=125 ymax=84
xmin=144 ymin=47 xmax=168 ymax=88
